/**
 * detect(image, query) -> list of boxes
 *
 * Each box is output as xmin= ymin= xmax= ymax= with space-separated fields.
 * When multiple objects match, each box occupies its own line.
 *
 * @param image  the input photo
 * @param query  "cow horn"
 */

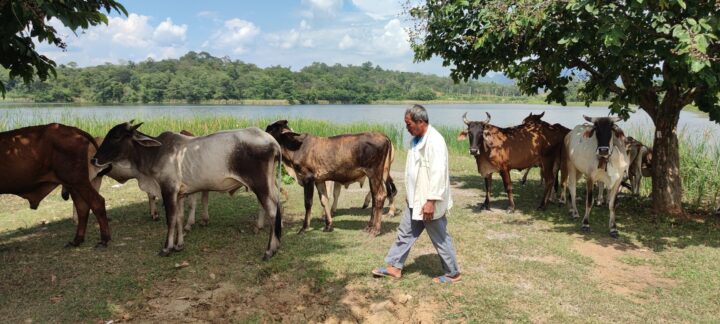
xmin=131 ymin=122 xmax=144 ymax=131
xmin=462 ymin=112 xmax=470 ymax=125
xmin=610 ymin=116 xmax=623 ymax=123
xmin=484 ymin=112 xmax=491 ymax=124
xmin=538 ymin=111 xmax=545 ymax=118
xmin=583 ymin=115 xmax=595 ymax=123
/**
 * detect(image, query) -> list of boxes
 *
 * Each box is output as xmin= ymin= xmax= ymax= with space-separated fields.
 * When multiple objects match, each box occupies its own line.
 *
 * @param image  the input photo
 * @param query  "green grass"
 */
xmin=0 ymin=118 xmax=719 ymax=322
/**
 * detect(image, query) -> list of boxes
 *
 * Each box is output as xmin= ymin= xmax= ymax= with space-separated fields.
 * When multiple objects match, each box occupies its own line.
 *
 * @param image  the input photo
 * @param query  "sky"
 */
xmin=37 ymin=0 xmax=459 ymax=77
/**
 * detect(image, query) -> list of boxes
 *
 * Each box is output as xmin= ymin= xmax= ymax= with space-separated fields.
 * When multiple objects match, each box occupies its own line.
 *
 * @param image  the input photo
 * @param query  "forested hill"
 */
xmin=1 ymin=51 xmax=531 ymax=104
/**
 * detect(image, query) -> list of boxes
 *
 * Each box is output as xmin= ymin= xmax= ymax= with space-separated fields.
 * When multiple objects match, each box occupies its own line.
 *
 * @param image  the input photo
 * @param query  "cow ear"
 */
xmin=132 ymin=133 xmax=162 ymax=147
xmin=583 ymin=127 xmax=595 ymax=139
xmin=457 ymin=130 xmax=468 ymax=141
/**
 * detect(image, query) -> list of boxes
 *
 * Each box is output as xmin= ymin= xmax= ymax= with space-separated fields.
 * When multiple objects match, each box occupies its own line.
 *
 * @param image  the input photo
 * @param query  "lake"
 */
xmin=0 ymin=103 xmax=718 ymax=141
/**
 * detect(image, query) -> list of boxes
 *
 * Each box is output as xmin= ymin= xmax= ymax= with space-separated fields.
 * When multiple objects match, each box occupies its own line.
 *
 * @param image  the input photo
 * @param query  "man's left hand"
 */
xmin=422 ymin=200 xmax=436 ymax=221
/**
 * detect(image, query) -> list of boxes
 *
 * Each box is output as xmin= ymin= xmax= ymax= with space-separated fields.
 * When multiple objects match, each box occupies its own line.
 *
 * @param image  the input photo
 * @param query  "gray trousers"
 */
xmin=384 ymin=207 xmax=460 ymax=276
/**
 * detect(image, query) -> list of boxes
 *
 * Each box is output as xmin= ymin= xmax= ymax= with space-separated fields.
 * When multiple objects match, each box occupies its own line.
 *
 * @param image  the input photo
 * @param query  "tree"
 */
xmin=409 ymin=0 xmax=720 ymax=216
xmin=0 ymin=0 xmax=127 ymax=96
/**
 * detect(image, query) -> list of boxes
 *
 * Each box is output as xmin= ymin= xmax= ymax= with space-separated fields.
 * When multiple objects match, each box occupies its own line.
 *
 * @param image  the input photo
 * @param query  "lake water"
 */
xmin=0 ymin=103 xmax=718 ymax=141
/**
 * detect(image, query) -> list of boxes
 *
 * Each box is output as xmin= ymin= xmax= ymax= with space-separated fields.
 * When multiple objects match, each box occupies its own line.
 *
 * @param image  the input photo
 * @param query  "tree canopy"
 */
xmin=0 ymin=0 xmax=127 ymax=96
xmin=409 ymin=0 xmax=720 ymax=215
xmin=1 ymin=51 xmax=527 ymax=104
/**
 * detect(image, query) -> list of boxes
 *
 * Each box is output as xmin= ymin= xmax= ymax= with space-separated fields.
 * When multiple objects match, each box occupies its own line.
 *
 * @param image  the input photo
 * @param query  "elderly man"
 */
xmin=372 ymin=104 xmax=461 ymax=283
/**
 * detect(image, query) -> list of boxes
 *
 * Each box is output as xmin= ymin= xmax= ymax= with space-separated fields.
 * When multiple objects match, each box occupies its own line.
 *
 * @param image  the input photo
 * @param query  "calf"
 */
xmin=92 ymin=121 xmax=283 ymax=259
xmin=265 ymin=120 xmax=397 ymax=235
xmin=458 ymin=112 xmax=568 ymax=211
xmin=0 ymin=123 xmax=110 ymax=247
xmin=624 ymin=136 xmax=652 ymax=196
xmin=562 ymin=116 xmax=629 ymax=238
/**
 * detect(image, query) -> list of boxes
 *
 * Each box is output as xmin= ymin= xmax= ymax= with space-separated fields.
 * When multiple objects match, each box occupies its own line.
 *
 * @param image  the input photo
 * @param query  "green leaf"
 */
xmin=691 ymin=59 xmax=708 ymax=73
xmin=696 ymin=35 xmax=709 ymax=53
xmin=676 ymin=0 xmax=686 ymax=9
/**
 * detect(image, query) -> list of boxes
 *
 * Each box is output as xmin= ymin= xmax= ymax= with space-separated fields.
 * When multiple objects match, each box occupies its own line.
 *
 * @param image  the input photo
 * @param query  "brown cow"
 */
xmin=0 ymin=123 xmax=110 ymax=247
xmin=457 ymin=112 xmax=569 ymax=211
xmin=265 ymin=120 xmax=397 ymax=235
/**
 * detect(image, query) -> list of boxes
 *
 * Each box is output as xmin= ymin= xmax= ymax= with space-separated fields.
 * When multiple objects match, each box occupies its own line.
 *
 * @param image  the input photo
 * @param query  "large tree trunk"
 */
xmin=648 ymin=103 xmax=684 ymax=216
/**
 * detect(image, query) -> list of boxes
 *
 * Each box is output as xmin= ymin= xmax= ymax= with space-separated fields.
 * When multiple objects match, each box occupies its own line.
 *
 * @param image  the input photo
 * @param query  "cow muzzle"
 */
xmin=469 ymin=148 xmax=480 ymax=155
xmin=596 ymin=146 xmax=611 ymax=158
xmin=91 ymin=157 xmax=110 ymax=168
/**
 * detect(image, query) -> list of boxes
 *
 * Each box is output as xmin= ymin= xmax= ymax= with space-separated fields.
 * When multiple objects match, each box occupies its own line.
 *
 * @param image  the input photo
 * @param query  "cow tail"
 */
xmin=274 ymin=145 xmax=283 ymax=240
xmin=76 ymin=128 xmax=100 ymax=149
xmin=383 ymin=140 xmax=398 ymax=199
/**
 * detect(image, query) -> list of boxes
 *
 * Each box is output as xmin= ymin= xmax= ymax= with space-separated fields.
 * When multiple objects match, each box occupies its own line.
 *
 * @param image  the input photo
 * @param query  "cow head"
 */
xmin=265 ymin=120 xmax=303 ymax=150
xmin=91 ymin=120 xmax=162 ymax=167
xmin=582 ymin=115 xmax=625 ymax=159
xmin=457 ymin=112 xmax=491 ymax=156
xmin=522 ymin=111 xmax=545 ymax=124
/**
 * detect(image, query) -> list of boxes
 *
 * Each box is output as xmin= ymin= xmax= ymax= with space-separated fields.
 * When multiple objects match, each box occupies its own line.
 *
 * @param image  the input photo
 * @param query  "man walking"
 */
xmin=372 ymin=104 xmax=461 ymax=283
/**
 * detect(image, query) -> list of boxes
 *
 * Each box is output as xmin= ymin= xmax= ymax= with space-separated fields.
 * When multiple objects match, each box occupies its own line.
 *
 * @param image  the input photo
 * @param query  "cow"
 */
xmin=624 ymin=136 xmax=652 ymax=196
xmin=91 ymin=121 xmax=283 ymax=260
xmin=326 ymin=144 xmax=397 ymax=218
xmin=457 ymin=112 xmax=568 ymax=212
xmin=0 ymin=123 xmax=110 ymax=247
xmin=67 ymin=131 xmax=210 ymax=231
xmin=561 ymin=116 xmax=629 ymax=238
xmin=265 ymin=120 xmax=397 ymax=235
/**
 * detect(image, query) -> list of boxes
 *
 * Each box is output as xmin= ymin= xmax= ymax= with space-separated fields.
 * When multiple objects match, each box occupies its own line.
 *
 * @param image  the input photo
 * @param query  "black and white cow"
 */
xmin=92 ymin=121 xmax=283 ymax=260
xmin=562 ymin=116 xmax=629 ymax=238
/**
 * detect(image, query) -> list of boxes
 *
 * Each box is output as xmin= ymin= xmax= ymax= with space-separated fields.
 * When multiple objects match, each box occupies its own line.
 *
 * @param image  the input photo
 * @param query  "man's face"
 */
xmin=405 ymin=114 xmax=424 ymax=137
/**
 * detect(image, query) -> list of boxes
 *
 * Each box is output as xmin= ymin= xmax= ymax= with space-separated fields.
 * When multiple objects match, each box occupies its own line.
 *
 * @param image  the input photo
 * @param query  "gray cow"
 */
xmin=91 ymin=121 xmax=283 ymax=260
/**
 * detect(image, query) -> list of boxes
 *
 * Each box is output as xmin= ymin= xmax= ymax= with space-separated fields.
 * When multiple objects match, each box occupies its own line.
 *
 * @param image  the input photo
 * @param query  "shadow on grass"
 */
xmin=0 ymin=190 xmax=410 ymax=322
xmin=451 ymin=173 xmax=720 ymax=252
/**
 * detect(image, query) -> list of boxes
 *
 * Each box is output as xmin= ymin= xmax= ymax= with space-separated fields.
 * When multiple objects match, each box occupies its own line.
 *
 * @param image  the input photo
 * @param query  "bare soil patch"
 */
xmin=572 ymin=238 xmax=676 ymax=302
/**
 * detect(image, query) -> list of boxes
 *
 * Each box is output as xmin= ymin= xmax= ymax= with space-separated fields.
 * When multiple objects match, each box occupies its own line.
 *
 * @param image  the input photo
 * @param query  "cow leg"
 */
xmin=608 ymin=181 xmax=622 ymax=238
xmin=567 ymin=168 xmax=579 ymax=219
xmin=499 ymin=170 xmax=515 ymax=213
xmin=66 ymin=193 xmax=90 ymax=248
xmin=538 ymin=160 xmax=556 ymax=211
xmin=72 ymin=176 xmax=102 ymax=225
xmin=520 ymin=168 xmax=531 ymax=185
xmin=319 ymin=182 xmax=330 ymax=221
xmin=366 ymin=175 xmax=387 ymax=235
xmin=184 ymin=193 xmax=199 ymax=232
xmin=299 ymin=182 xmax=314 ymax=234
xmin=596 ymin=182 xmax=605 ymax=206
xmin=159 ymin=188 xmax=179 ymax=256
xmin=200 ymin=191 xmax=210 ymax=226
xmin=331 ymin=181 xmax=342 ymax=214
xmin=316 ymin=182 xmax=334 ymax=232
xmin=174 ymin=195 xmax=185 ymax=251
xmin=258 ymin=189 xmax=282 ymax=261
xmin=148 ymin=193 xmax=159 ymax=221
xmin=67 ymin=183 xmax=110 ymax=247
xmin=481 ymin=174 xmax=492 ymax=210
xmin=582 ymin=179 xmax=595 ymax=233
xmin=385 ymin=189 xmax=396 ymax=217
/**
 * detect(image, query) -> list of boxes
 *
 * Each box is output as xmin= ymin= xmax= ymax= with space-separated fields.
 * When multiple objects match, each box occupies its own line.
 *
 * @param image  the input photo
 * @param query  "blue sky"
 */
xmin=38 ymin=0 xmax=455 ymax=76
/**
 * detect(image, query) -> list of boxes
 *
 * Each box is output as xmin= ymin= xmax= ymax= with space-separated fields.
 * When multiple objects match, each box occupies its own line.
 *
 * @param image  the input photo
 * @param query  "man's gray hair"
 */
xmin=405 ymin=104 xmax=429 ymax=123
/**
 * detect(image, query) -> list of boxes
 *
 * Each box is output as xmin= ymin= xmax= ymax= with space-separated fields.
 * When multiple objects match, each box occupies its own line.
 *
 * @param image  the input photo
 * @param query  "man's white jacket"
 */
xmin=406 ymin=125 xmax=453 ymax=220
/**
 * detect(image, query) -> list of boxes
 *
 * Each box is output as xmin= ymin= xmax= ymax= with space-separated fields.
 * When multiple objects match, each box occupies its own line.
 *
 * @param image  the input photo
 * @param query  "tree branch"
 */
xmin=571 ymin=58 xmax=624 ymax=94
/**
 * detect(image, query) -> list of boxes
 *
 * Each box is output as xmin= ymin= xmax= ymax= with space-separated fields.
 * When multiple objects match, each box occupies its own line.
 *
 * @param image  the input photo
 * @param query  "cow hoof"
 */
xmin=581 ymin=226 xmax=591 ymax=233
xmin=200 ymin=220 xmax=209 ymax=226
xmin=262 ymin=251 xmax=274 ymax=261
xmin=505 ymin=208 xmax=515 ymax=214
xmin=609 ymin=231 xmax=619 ymax=239
xmin=361 ymin=203 xmax=369 ymax=209
xmin=173 ymin=244 xmax=185 ymax=252
xmin=152 ymin=215 xmax=160 ymax=222
xmin=253 ymin=226 xmax=261 ymax=234
xmin=323 ymin=226 xmax=334 ymax=232
xmin=184 ymin=226 xmax=192 ymax=232
xmin=536 ymin=205 xmax=547 ymax=211
xmin=158 ymin=249 xmax=172 ymax=257
xmin=64 ymin=241 xmax=82 ymax=248
xmin=94 ymin=242 xmax=108 ymax=249
xmin=297 ymin=228 xmax=307 ymax=235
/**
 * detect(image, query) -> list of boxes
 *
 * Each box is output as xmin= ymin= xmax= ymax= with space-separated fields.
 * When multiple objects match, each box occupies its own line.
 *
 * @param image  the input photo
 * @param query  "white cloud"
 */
xmin=372 ymin=19 xmax=410 ymax=56
xmin=153 ymin=18 xmax=187 ymax=45
xmin=205 ymin=18 xmax=260 ymax=55
xmin=38 ymin=13 xmax=189 ymax=65
xmin=301 ymin=0 xmax=343 ymax=18
xmin=338 ymin=34 xmax=355 ymax=49
xmin=351 ymin=0 xmax=402 ymax=20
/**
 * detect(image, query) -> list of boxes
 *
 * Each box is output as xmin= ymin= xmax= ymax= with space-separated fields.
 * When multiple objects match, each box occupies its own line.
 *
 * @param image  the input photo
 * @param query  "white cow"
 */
xmin=562 ymin=116 xmax=629 ymax=238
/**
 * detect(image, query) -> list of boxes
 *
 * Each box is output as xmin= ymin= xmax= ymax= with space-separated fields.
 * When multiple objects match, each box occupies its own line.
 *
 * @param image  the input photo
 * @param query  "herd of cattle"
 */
xmin=0 ymin=113 xmax=653 ymax=259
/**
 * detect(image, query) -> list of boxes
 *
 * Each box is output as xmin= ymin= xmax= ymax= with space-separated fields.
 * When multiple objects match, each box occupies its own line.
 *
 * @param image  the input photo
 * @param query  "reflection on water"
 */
xmin=0 ymin=103 xmax=717 ymax=142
